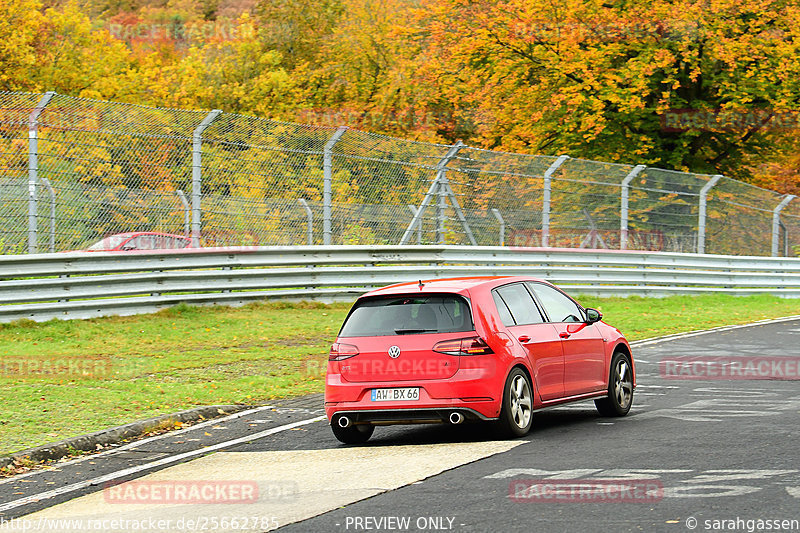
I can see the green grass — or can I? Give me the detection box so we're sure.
[577,293,800,340]
[0,294,798,456]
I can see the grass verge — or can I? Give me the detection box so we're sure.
[0,294,798,455]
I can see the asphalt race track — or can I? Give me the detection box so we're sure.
[1,317,799,533]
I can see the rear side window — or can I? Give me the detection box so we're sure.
[494,284,545,326]
[339,295,473,337]
[492,292,515,326]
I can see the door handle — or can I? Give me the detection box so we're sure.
[559,332,571,339]
[517,335,531,343]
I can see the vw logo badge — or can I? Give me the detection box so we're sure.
[388,345,401,359]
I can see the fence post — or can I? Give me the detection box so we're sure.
[697,174,722,254]
[323,126,347,245]
[437,174,448,243]
[176,190,190,237]
[27,91,55,254]
[779,220,789,256]
[191,109,222,248]
[40,177,56,253]
[491,208,505,246]
[619,165,646,250]
[400,142,464,244]
[772,195,796,257]
[408,205,422,244]
[541,155,569,248]
[298,198,313,245]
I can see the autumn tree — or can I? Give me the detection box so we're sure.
[0,0,46,91]
[255,0,343,70]
[405,0,800,180]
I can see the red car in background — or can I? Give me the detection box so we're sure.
[84,232,192,251]
[325,276,635,443]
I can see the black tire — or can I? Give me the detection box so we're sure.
[330,419,374,444]
[595,351,634,417]
[496,367,534,438]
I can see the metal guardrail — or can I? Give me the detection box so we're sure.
[1,246,799,323]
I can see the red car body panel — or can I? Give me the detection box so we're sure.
[325,276,634,424]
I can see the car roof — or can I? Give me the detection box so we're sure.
[360,276,549,298]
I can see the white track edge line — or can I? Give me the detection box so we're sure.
[630,314,800,348]
[0,415,326,513]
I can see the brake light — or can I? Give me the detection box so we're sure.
[433,336,494,356]
[329,343,359,361]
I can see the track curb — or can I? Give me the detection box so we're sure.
[0,404,253,470]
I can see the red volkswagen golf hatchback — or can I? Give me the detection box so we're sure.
[325,277,635,443]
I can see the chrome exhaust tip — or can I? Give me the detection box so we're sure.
[338,416,352,428]
[449,412,465,425]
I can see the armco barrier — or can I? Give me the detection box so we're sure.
[1,246,799,322]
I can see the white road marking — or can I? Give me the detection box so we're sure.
[661,485,761,498]
[679,470,797,484]
[690,387,792,396]
[632,390,800,422]
[485,468,799,500]
[0,416,325,513]
[630,315,800,348]
[635,409,780,422]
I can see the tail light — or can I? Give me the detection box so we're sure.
[329,343,359,361]
[433,336,494,356]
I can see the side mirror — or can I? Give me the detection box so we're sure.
[585,308,602,324]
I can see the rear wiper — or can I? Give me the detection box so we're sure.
[394,328,436,334]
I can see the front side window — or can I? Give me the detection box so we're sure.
[125,235,156,250]
[171,236,191,248]
[339,295,473,337]
[494,284,544,326]
[527,283,584,323]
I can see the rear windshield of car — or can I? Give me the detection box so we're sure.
[339,295,474,337]
[87,235,128,251]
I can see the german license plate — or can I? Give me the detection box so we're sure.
[371,388,420,402]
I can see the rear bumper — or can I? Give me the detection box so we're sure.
[328,407,495,425]
[325,382,501,423]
